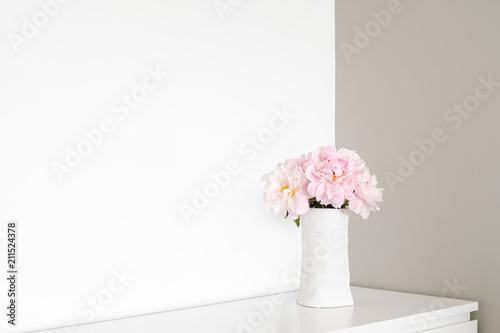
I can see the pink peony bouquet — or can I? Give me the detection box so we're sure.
[262,145,383,226]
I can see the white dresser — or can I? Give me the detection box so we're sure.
[34,287,477,333]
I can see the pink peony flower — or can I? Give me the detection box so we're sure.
[262,160,310,219]
[349,168,383,219]
[304,146,357,208]
[278,153,308,171]
[303,146,383,219]
[295,153,308,170]
[262,145,383,223]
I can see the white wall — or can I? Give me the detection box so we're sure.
[336,0,500,332]
[0,1,335,331]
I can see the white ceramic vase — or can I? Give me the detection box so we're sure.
[297,208,354,308]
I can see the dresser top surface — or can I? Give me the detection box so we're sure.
[30,287,478,333]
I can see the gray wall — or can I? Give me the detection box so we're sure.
[336,0,500,332]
